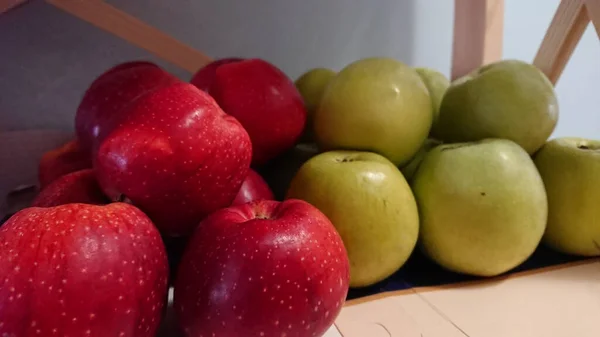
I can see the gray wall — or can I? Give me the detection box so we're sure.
[1,0,415,132]
[2,0,599,139]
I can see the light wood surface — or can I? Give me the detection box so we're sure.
[451,0,505,80]
[45,0,213,73]
[336,260,600,336]
[533,0,590,84]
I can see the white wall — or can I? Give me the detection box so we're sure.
[1,0,598,139]
[504,0,600,140]
[411,0,600,140]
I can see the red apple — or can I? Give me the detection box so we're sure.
[32,169,109,207]
[190,57,244,92]
[0,202,169,337]
[231,169,274,206]
[75,61,180,153]
[38,139,92,188]
[173,199,350,337]
[95,82,252,237]
[103,60,157,77]
[192,58,307,166]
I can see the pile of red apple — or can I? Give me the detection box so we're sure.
[0,59,350,336]
[7,53,591,336]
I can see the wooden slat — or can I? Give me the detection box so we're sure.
[533,0,590,85]
[46,0,213,73]
[451,0,505,80]
[585,0,600,37]
[0,0,28,15]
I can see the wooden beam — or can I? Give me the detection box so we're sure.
[533,0,590,85]
[585,0,600,38]
[46,0,213,73]
[0,0,28,15]
[451,0,505,80]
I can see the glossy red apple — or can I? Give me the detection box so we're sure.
[192,58,307,166]
[190,57,244,92]
[103,60,156,76]
[0,202,169,337]
[38,139,92,188]
[95,82,252,237]
[174,199,350,337]
[75,61,180,153]
[231,169,274,206]
[32,169,109,207]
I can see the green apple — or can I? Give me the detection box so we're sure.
[313,57,432,166]
[295,68,337,142]
[412,138,548,277]
[533,137,600,256]
[286,150,419,287]
[400,138,442,182]
[437,59,559,154]
[257,143,320,201]
[414,67,450,138]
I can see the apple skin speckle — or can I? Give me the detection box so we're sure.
[193,58,307,166]
[31,169,109,207]
[94,82,253,237]
[174,199,350,337]
[0,203,169,337]
[75,61,180,154]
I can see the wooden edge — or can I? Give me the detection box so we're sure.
[533,0,590,85]
[0,0,28,15]
[483,0,504,68]
[451,0,504,80]
[343,257,600,307]
[585,0,600,37]
[45,0,213,73]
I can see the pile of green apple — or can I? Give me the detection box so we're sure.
[275,56,600,287]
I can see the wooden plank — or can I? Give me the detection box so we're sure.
[451,0,505,80]
[46,0,213,73]
[585,0,600,38]
[533,0,590,85]
[0,0,28,15]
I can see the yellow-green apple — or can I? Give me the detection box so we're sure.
[192,58,307,166]
[38,139,92,188]
[190,57,244,92]
[533,137,600,256]
[295,67,337,142]
[0,203,169,337]
[75,61,180,153]
[174,199,350,337]
[32,169,108,207]
[414,67,450,139]
[437,59,559,154]
[257,142,320,200]
[400,138,442,182]
[286,150,419,287]
[231,169,274,206]
[313,57,432,166]
[412,138,548,276]
[95,82,252,237]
